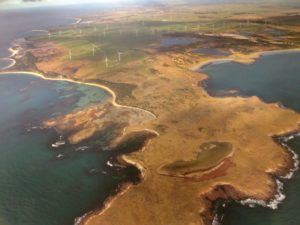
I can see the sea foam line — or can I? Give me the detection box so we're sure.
[239,132,300,210]
[279,133,300,179]
[213,179,286,225]
[74,212,89,225]
[212,132,300,225]
[0,58,16,70]
[0,40,22,70]
[240,179,285,210]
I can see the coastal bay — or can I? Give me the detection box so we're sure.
[0,73,141,225]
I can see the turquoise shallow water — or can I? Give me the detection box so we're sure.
[200,51,300,225]
[0,73,140,225]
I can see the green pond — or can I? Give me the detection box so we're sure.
[0,73,140,225]
[199,51,300,225]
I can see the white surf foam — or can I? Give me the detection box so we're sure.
[74,212,89,225]
[0,58,16,70]
[239,133,300,211]
[279,133,300,179]
[240,179,285,210]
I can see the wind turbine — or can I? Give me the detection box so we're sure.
[105,56,109,68]
[135,28,139,36]
[212,24,215,33]
[117,51,124,62]
[92,44,97,56]
[69,50,72,60]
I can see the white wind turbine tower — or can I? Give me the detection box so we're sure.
[212,24,215,33]
[105,56,109,68]
[69,50,72,60]
[92,44,97,57]
[135,28,139,36]
[117,51,124,62]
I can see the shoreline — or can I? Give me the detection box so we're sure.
[0,71,157,119]
[0,42,21,70]
[0,14,82,71]
[191,48,300,72]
